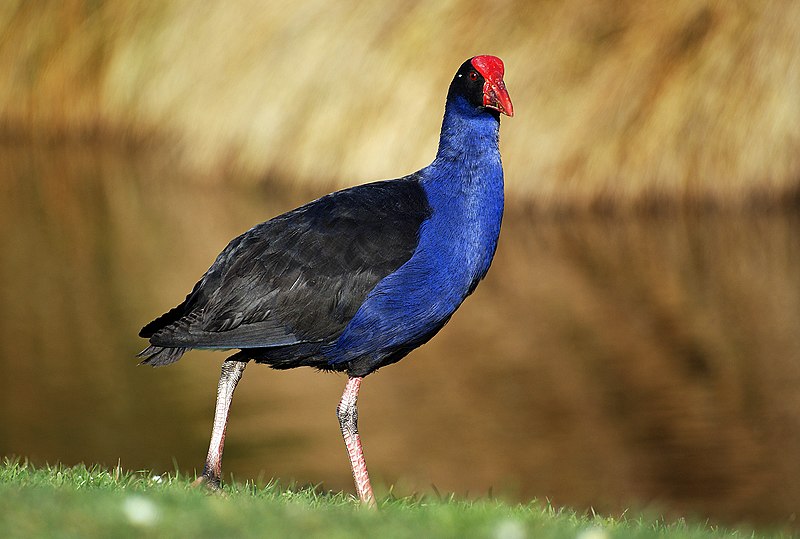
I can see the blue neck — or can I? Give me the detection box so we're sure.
[422,94,504,220]
[433,95,501,167]
[417,93,505,294]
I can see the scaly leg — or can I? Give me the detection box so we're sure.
[193,359,247,489]
[337,376,376,507]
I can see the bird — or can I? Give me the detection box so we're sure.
[138,55,513,507]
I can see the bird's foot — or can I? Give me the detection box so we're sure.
[360,493,378,509]
[192,472,222,491]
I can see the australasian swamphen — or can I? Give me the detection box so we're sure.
[138,55,513,507]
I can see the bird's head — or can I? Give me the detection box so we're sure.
[449,55,514,118]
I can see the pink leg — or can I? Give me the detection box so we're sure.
[337,376,376,507]
[193,359,247,489]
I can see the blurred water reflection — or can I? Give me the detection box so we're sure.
[2,147,800,526]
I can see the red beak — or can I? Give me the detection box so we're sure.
[471,55,514,117]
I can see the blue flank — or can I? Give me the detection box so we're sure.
[325,95,505,369]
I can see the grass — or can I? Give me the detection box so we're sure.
[0,459,791,539]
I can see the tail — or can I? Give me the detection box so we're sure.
[137,345,188,367]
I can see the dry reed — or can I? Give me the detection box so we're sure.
[2,0,799,208]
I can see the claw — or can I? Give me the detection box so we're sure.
[192,472,222,491]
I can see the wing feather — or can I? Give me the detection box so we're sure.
[140,176,431,355]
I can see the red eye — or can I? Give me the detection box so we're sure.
[468,71,479,81]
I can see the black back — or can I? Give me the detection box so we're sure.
[139,175,431,366]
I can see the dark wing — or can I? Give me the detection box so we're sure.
[139,175,431,365]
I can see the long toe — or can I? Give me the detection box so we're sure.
[192,474,222,491]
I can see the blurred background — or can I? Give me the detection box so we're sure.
[2,0,800,529]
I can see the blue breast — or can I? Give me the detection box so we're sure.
[325,96,504,370]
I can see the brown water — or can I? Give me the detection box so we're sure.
[2,146,800,527]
